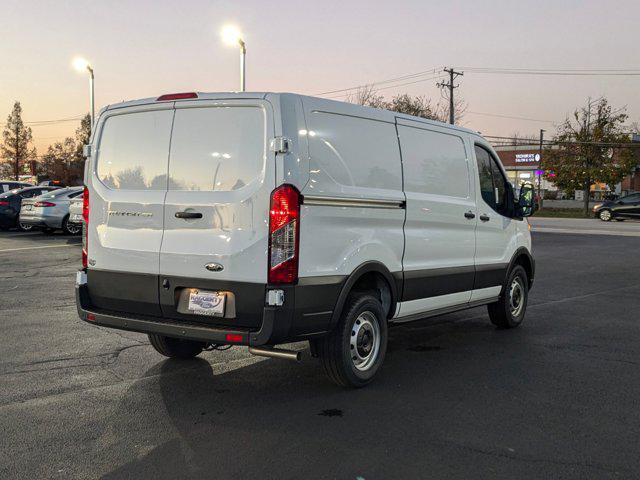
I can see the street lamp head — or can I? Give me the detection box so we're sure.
[221,25,244,48]
[72,57,92,73]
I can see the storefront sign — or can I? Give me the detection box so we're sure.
[515,153,541,163]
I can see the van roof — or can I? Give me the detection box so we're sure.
[102,92,479,137]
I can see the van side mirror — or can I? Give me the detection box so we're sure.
[516,183,535,217]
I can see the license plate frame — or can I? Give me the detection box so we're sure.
[187,290,226,317]
[70,213,82,222]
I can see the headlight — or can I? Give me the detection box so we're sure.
[592,203,602,211]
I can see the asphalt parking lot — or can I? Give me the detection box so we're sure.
[1,222,640,479]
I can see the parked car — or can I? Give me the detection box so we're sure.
[75,92,536,387]
[19,186,84,234]
[593,192,640,221]
[0,186,61,231]
[1,181,33,193]
[68,196,84,228]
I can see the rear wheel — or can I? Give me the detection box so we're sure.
[18,222,33,232]
[62,216,81,235]
[318,294,387,388]
[488,265,529,329]
[148,334,206,359]
[598,209,612,221]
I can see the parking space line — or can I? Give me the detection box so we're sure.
[0,244,81,253]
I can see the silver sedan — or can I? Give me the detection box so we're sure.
[19,187,84,235]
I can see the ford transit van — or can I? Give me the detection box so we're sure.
[75,92,535,387]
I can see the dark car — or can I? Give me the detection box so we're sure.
[593,192,640,221]
[1,181,32,193]
[0,186,61,231]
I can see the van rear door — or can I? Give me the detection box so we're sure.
[158,100,275,328]
[87,105,174,316]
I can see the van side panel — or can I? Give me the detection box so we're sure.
[297,97,405,301]
[395,119,477,317]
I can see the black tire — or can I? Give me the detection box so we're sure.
[598,209,612,222]
[148,334,206,359]
[318,294,387,388]
[488,265,529,329]
[62,216,82,235]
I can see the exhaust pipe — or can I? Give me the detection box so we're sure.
[248,346,301,362]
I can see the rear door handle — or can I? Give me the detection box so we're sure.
[480,214,490,222]
[464,211,475,219]
[175,211,203,219]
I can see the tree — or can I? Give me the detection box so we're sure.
[347,85,465,123]
[543,98,636,216]
[39,137,78,184]
[75,113,91,158]
[1,101,36,180]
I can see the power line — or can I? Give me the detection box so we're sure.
[467,111,556,123]
[324,74,446,100]
[315,67,443,96]
[460,66,640,76]
[0,115,84,127]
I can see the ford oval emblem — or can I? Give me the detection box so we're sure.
[205,263,224,272]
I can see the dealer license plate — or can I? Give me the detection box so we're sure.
[188,290,225,317]
[70,213,83,222]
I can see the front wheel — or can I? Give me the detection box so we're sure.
[598,209,612,222]
[318,294,387,388]
[148,334,206,359]
[488,265,529,329]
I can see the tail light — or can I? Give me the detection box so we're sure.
[0,201,9,206]
[34,201,56,207]
[82,186,89,268]
[268,184,300,284]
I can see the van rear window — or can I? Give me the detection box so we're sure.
[168,106,265,191]
[97,110,174,190]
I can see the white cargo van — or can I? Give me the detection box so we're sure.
[76,92,536,387]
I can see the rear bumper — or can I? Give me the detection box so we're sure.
[19,213,61,228]
[76,279,277,346]
[75,270,344,346]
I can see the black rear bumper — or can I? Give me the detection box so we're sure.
[75,271,345,346]
[76,282,277,345]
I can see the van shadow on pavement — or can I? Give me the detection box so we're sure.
[99,303,632,479]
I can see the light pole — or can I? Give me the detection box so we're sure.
[538,129,545,208]
[73,57,95,129]
[221,25,246,92]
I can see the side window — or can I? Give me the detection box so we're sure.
[97,110,174,190]
[68,191,83,198]
[398,126,469,197]
[474,146,496,209]
[20,190,36,198]
[475,145,510,216]
[489,157,508,214]
[306,112,402,191]
[621,194,640,204]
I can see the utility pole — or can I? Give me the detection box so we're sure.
[437,68,464,124]
[538,129,545,209]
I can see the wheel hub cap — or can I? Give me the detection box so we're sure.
[350,311,381,372]
[509,278,525,317]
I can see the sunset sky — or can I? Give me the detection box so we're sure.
[2,0,638,153]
